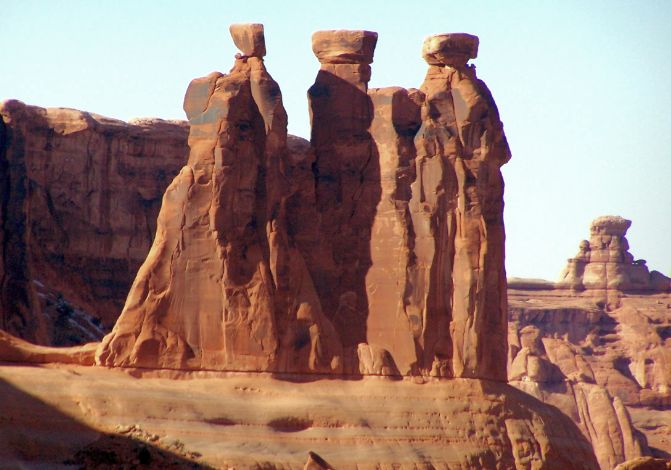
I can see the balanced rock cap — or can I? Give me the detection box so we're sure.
[229,23,266,57]
[422,33,479,67]
[312,30,378,64]
[590,215,632,236]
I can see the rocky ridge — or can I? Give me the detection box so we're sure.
[509,217,671,464]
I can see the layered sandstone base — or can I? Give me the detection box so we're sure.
[0,363,598,469]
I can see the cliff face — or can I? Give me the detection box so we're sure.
[0,101,188,345]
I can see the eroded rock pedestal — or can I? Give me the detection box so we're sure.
[364,34,511,380]
[559,216,671,292]
[509,216,671,465]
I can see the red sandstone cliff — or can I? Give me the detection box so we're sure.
[0,101,188,345]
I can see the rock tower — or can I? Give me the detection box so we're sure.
[97,26,511,381]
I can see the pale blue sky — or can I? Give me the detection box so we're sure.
[2,0,670,280]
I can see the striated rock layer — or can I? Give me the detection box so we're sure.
[0,101,188,345]
[0,364,600,469]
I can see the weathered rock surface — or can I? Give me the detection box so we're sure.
[97,24,342,373]
[0,363,600,469]
[509,324,649,469]
[559,216,671,292]
[509,287,671,462]
[614,457,671,470]
[0,100,188,345]
[94,28,512,380]
[307,29,380,359]
[0,329,97,365]
[403,33,510,380]
[509,219,671,463]
[0,24,619,469]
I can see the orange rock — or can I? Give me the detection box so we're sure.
[97,25,342,373]
[0,363,600,469]
[307,30,379,355]
[311,30,378,64]
[405,33,511,380]
[229,23,266,57]
[559,216,671,292]
[614,457,671,470]
[421,32,479,67]
[0,329,97,365]
[0,100,187,345]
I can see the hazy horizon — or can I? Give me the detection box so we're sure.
[2,0,670,281]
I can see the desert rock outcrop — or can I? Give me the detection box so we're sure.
[559,216,670,292]
[510,217,671,462]
[0,24,619,470]
[0,101,188,345]
[96,28,512,380]
[509,325,649,469]
[0,363,600,469]
[405,33,510,380]
[97,24,343,373]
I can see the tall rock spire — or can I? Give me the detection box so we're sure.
[97,24,342,373]
[307,30,380,350]
[412,33,511,380]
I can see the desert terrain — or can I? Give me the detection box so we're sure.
[1,23,670,470]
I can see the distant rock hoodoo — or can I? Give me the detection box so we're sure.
[96,25,512,379]
[559,216,670,292]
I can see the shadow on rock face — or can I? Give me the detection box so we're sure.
[479,380,600,469]
[0,374,211,468]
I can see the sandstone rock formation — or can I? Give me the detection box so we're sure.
[509,286,671,463]
[406,33,510,380]
[0,329,96,365]
[94,28,512,380]
[509,219,671,462]
[559,216,671,292]
[509,324,649,469]
[0,363,600,469]
[307,29,380,356]
[614,457,671,470]
[97,24,343,373]
[0,101,187,345]
[0,24,623,470]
